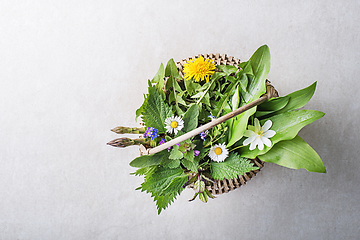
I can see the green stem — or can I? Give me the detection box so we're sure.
[229,145,245,152]
[196,79,216,105]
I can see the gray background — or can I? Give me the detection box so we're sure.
[1,1,359,239]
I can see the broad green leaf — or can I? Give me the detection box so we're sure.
[227,45,271,147]
[169,145,183,160]
[240,110,325,158]
[231,85,240,111]
[275,82,317,114]
[255,96,290,118]
[151,63,165,91]
[141,86,172,133]
[182,104,199,132]
[210,153,259,180]
[130,150,170,168]
[181,158,199,173]
[165,58,182,80]
[216,65,238,75]
[161,175,188,196]
[184,78,199,95]
[258,135,326,173]
[257,96,290,112]
[140,166,185,196]
[139,166,185,214]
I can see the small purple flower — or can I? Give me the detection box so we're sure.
[194,150,200,157]
[175,143,181,147]
[199,130,209,141]
[143,127,159,140]
[159,138,166,145]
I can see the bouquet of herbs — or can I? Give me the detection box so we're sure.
[108,45,326,214]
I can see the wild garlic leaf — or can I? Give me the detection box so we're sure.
[227,45,271,147]
[259,135,326,173]
[210,153,259,180]
[240,110,325,159]
[274,81,317,114]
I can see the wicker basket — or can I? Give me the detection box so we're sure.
[139,53,279,195]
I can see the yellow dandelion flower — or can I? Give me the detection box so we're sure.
[183,56,216,83]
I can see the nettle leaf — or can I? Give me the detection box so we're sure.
[210,153,259,180]
[141,86,172,133]
[181,158,199,173]
[130,150,170,168]
[227,45,271,147]
[161,158,180,169]
[240,110,325,159]
[259,135,326,173]
[154,192,178,215]
[130,165,157,177]
[183,104,199,132]
[140,166,185,214]
[161,175,188,196]
[169,145,183,160]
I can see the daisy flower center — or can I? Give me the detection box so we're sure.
[214,147,222,155]
[170,121,178,128]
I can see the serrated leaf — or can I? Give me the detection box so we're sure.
[161,158,180,169]
[210,153,259,180]
[161,175,188,196]
[141,86,172,133]
[154,192,178,214]
[169,145,183,160]
[181,158,199,173]
[258,135,326,173]
[183,150,195,162]
[139,166,185,214]
[130,165,157,176]
[140,166,185,195]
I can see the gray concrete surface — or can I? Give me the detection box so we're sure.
[0,1,359,239]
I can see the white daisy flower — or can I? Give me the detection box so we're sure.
[165,116,184,134]
[208,143,229,162]
[243,118,276,151]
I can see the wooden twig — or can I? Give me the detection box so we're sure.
[142,84,277,155]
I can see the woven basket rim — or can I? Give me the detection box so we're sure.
[140,53,278,195]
